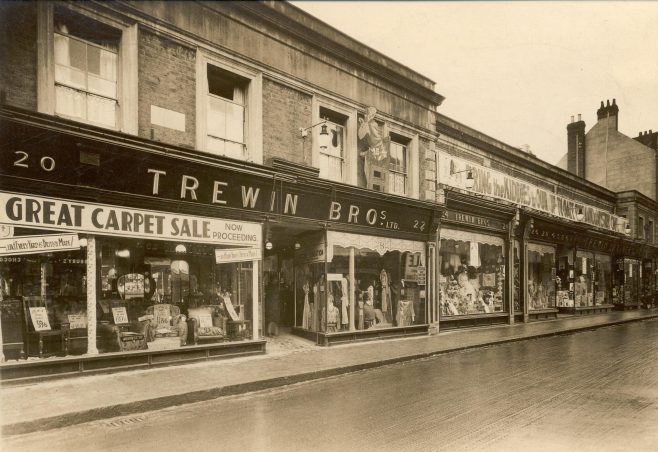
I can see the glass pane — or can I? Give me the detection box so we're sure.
[99,49,117,81]
[87,44,101,75]
[55,64,86,90]
[87,94,116,127]
[207,96,227,137]
[328,156,343,182]
[224,141,244,160]
[68,37,87,72]
[207,135,225,155]
[528,248,556,310]
[88,75,116,98]
[225,102,244,143]
[55,85,86,119]
[54,34,70,66]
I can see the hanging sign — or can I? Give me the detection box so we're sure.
[0,233,80,256]
[215,247,261,264]
[0,192,261,247]
[29,307,52,331]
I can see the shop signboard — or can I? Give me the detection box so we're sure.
[441,210,507,231]
[438,152,625,233]
[1,121,434,236]
[0,233,80,256]
[0,192,262,247]
[215,247,261,264]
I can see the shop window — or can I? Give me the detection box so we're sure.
[206,64,247,159]
[622,259,641,306]
[575,251,594,307]
[649,220,654,244]
[595,254,612,305]
[527,244,556,310]
[638,216,645,239]
[556,246,574,308]
[294,232,426,332]
[318,108,347,182]
[439,230,506,317]
[38,5,138,134]
[388,134,408,196]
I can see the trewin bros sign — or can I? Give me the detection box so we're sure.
[438,152,626,233]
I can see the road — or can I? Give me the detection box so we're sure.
[3,319,658,452]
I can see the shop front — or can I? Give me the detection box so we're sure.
[613,241,648,310]
[437,194,515,329]
[525,219,617,317]
[0,192,264,380]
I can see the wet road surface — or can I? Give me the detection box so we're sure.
[3,319,658,452]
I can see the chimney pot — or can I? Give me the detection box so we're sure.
[578,114,581,121]
[606,99,611,107]
[600,101,605,108]
[612,98,616,105]
[571,115,575,123]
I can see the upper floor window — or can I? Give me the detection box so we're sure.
[54,11,120,128]
[639,216,645,239]
[649,220,654,244]
[319,108,346,182]
[389,134,408,196]
[206,65,247,160]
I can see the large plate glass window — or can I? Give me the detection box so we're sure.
[439,229,506,317]
[528,244,556,310]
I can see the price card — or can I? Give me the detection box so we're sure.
[29,307,52,331]
[112,307,129,325]
[198,313,213,328]
[67,314,87,329]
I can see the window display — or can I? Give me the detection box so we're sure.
[1,228,259,361]
[622,258,641,306]
[527,243,556,310]
[295,232,426,332]
[575,251,594,307]
[439,229,506,317]
[594,254,612,305]
[556,246,574,308]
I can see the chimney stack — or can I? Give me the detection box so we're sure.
[596,98,619,130]
[567,113,586,177]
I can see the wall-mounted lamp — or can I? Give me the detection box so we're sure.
[265,240,273,251]
[294,242,301,250]
[300,120,330,151]
[450,167,474,190]
[175,244,187,254]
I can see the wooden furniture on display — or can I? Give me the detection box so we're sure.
[21,296,68,358]
[144,304,187,348]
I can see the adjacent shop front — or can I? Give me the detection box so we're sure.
[437,192,516,329]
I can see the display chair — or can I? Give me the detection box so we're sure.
[21,296,68,358]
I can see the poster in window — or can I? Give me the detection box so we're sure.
[29,307,52,331]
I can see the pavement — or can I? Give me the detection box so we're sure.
[2,308,658,437]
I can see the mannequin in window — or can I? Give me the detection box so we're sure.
[396,298,415,326]
[302,281,311,330]
[380,269,392,322]
[457,271,477,313]
[363,285,386,328]
[325,294,339,332]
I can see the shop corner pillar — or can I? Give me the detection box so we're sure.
[86,235,99,355]
[252,259,259,340]
[349,247,355,331]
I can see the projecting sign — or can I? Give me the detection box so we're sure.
[215,247,262,264]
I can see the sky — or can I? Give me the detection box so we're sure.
[291,1,658,165]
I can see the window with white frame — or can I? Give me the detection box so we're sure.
[53,9,120,128]
[389,134,408,195]
[319,108,346,182]
[206,64,247,160]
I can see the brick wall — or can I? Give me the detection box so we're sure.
[0,3,37,111]
[262,78,312,166]
[138,29,196,148]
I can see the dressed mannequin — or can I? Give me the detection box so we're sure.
[340,278,349,329]
[380,269,391,322]
[396,299,415,326]
[325,295,339,332]
[363,285,386,328]
[302,282,311,329]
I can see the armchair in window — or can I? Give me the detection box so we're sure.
[187,305,227,345]
[144,304,188,346]
[21,296,69,358]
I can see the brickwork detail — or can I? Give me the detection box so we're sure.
[0,3,37,111]
[262,79,312,165]
[138,30,196,148]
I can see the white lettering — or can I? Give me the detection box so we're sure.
[241,186,260,208]
[329,201,341,220]
[284,194,298,215]
[180,175,199,200]
[212,181,228,205]
[148,169,166,195]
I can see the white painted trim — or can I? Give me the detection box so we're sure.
[36,2,54,115]
[120,24,138,135]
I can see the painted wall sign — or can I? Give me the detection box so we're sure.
[0,192,262,247]
[215,247,261,264]
[0,120,433,236]
[0,233,80,256]
[438,152,626,233]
